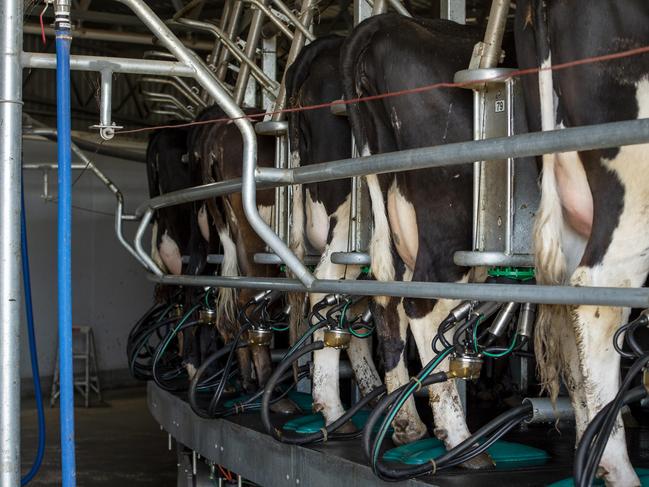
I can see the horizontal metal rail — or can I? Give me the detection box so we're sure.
[22,52,197,77]
[135,117,649,216]
[130,116,649,304]
[148,274,649,308]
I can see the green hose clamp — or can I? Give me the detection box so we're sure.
[487,266,535,281]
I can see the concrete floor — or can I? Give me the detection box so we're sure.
[21,386,177,486]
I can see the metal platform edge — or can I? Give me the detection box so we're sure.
[147,382,436,487]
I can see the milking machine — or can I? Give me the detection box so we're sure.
[259,293,384,443]
[187,289,311,418]
[362,295,549,481]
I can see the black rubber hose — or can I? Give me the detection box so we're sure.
[151,320,201,392]
[574,386,646,487]
[372,404,532,481]
[207,323,253,416]
[574,353,649,487]
[188,340,249,418]
[128,317,180,379]
[260,341,387,444]
[362,372,449,459]
[218,367,310,418]
[127,302,164,345]
[579,356,649,484]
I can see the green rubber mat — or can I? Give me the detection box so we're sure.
[384,438,549,468]
[282,410,393,434]
[548,468,649,487]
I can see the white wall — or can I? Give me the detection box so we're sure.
[21,139,154,388]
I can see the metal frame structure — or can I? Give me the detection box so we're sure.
[4,0,649,483]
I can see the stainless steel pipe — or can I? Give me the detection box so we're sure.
[147,274,649,308]
[0,0,23,482]
[134,118,649,215]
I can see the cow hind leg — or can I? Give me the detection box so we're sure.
[374,297,427,445]
[406,292,493,469]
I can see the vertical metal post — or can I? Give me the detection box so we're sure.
[216,0,243,80]
[55,1,77,486]
[262,36,277,111]
[233,3,267,105]
[270,0,316,121]
[479,0,510,69]
[0,0,23,484]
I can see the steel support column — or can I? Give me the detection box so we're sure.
[0,0,23,483]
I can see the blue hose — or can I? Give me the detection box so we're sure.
[56,26,77,487]
[20,179,46,486]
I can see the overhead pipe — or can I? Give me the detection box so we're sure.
[140,76,207,108]
[175,18,279,93]
[0,0,23,484]
[140,90,197,118]
[23,23,215,51]
[22,52,197,77]
[54,1,77,485]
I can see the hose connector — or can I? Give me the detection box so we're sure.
[323,328,351,349]
[488,302,519,339]
[172,304,184,319]
[448,354,483,380]
[449,300,475,322]
[471,301,501,321]
[516,303,536,339]
[54,0,72,31]
[198,307,217,326]
[247,328,273,348]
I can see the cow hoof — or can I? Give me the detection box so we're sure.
[335,420,358,435]
[270,398,299,415]
[391,419,428,446]
[461,452,494,470]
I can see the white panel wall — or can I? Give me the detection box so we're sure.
[21,138,154,388]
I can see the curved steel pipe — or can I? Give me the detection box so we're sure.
[115,0,314,288]
[141,76,207,108]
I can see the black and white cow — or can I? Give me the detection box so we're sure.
[286,36,383,430]
[146,126,193,276]
[515,2,649,484]
[341,13,497,464]
[146,125,217,377]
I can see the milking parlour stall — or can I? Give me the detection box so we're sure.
[4,0,649,486]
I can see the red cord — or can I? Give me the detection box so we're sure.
[39,1,49,45]
[114,43,649,137]
[218,465,233,481]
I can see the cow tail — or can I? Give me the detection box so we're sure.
[531,0,564,402]
[340,17,382,154]
[287,150,307,346]
[340,18,395,306]
[204,197,239,340]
